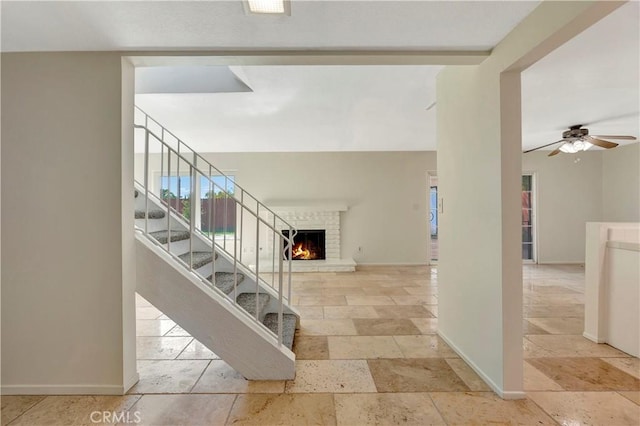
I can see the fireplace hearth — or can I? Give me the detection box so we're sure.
[283,229,326,260]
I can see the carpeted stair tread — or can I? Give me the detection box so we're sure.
[236,293,270,318]
[178,251,216,269]
[263,313,297,350]
[208,272,246,294]
[150,230,190,244]
[135,209,166,219]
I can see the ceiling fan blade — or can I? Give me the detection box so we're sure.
[586,136,618,149]
[548,148,562,157]
[590,135,637,140]
[523,139,565,154]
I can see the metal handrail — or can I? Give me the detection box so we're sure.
[134,107,297,347]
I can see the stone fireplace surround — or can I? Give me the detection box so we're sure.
[268,204,356,272]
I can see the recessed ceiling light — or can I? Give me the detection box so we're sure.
[246,0,290,15]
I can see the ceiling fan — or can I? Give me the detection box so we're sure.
[524,125,637,157]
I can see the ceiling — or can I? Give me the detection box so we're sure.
[521,0,639,152]
[2,1,638,153]
[1,1,540,52]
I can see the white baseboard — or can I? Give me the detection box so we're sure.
[1,384,126,395]
[437,331,526,400]
[583,331,606,343]
[356,262,429,266]
[536,261,584,265]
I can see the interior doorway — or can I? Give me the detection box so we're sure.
[429,174,438,264]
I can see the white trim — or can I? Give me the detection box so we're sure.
[356,262,429,266]
[1,384,127,395]
[583,331,606,344]
[437,330,526,400]
[537,261,585,265]
[123,372,140,394]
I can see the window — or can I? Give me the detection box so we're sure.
[522,174,535,261]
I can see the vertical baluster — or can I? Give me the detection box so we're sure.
[143,130,150,234]
[278,234,284,346]
[288,225,293,302]
[223,176,229,252]
[271,215,276,290]
[255,205,260,322]
[166,150,172,254]
[239,191,244,265]
[189,165,195,271]
[210,167,217,293]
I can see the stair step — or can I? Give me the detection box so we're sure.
[135,209,166,219]
[150,230,190,244]
[236,293,270,318]
[178,251,216,269]
[208,272,245,295]
[263,313,297,350]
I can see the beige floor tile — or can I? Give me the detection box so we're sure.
[227,394,336,425]
[619,391,640,405]
[426,305,438,317]
[445,359,491,391]
[403,287,438,296]
[285,360,377,393]
[295,306,325,319]
[527,357,640,391]
[321,287,366,296]
[335,393,446,426]
[8,395,140,426]
[128,360,210,394]
[1,396,45,426]
[393,335,458,358]
[163,324,191,337]
[298,319,357,336]
[602,357,640,379]
[136,319,177,337]
[136,336,193,359]
[523,337,555,358]
[526,335,630,357]
[176,340,219,360]
[191,360,284,393]
[323,306,379,319]
[292,335,330,360]
[369,358,469,392]
[392,295,438,305]
[524,303,584,318]
[353,318,422,336]
[410,318,439,334]
[522,319,550,335]
[328,336,404,359]
[298,295,347,306]
[524,361,563,391]
[136,306,165,319]
[529,391,640,425]
[374,305,434,319]
[526,317,584,335]
[430,392,556,425]
[128,394,235,426]
[361,287,410,296]
[345,295,395,305]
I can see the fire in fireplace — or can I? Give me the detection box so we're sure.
[282,229,326,260]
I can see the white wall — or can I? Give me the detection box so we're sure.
[523,151,603,263]
[602,143,640,222]
[1,53,136,394]
[436,0,622,398]
[137,151,436,264]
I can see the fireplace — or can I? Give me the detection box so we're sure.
[282,229,326,260]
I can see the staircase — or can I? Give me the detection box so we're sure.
[133,108,299,380]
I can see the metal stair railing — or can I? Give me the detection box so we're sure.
[133,106,297,348]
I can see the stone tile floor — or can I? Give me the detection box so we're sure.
[2,264,639,425]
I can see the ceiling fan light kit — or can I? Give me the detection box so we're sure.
[524,124,636,157]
